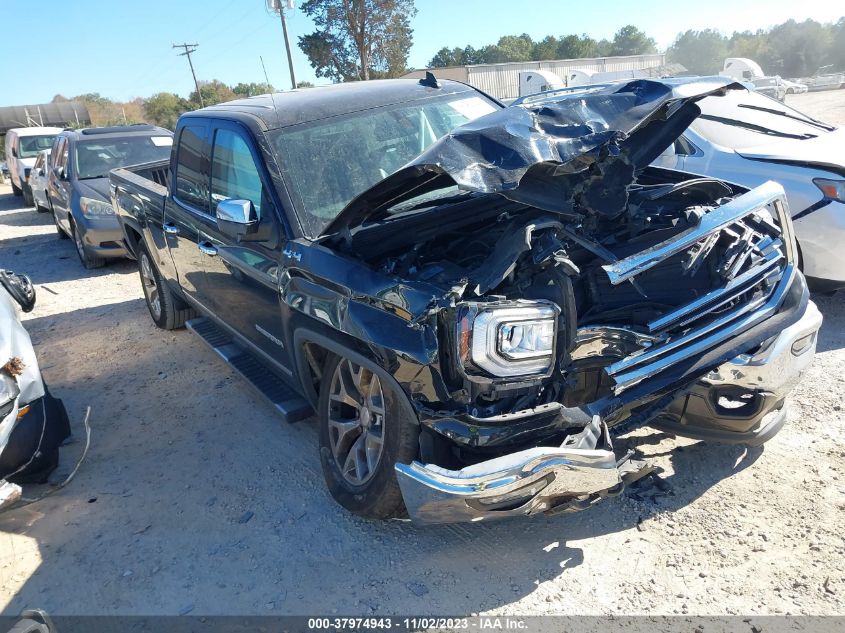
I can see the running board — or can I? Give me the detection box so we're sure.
[186,317,313,424]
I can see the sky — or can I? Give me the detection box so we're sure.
[0,0,842,106]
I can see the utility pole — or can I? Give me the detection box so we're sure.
[173,43,204,107]
[268,0,297,89]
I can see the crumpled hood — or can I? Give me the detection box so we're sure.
[324,76,744,236]
[736,126,845,174]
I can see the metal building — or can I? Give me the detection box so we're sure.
[403,54,666,100]
[0,102,91,135]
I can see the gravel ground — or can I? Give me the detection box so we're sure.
[0,90,844,617]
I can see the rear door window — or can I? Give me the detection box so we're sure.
[174,125,211,213]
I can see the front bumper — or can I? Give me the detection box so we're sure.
[76,214,128,259]
[396,416,622,524]
[653,299,822,445]
[396,301,822,525]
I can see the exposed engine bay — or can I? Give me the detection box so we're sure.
[316,77,804,503]
[338,164,792,449]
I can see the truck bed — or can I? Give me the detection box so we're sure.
[109,159,170,259]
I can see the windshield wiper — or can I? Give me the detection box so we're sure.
[77,175,108,180]
[698,114,817,140]
[737,104,835,132]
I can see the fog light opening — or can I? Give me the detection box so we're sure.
[791,331,816,356]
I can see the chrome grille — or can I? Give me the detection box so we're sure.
[601,181,796,393]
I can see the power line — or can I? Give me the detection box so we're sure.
[173,43,204,107]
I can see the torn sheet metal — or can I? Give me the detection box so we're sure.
[324,77,745,235]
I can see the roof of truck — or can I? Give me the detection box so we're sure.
[8,126,63,137]
[190,78,486,129]
[60,123,172,140]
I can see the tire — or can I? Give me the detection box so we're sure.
[51,200,69,239]
[35,192,49,213]
[318,353,419,520]
[22,184,34,207]
[137,242,195,330]
[11,180,22,196]
[71,219,106,269]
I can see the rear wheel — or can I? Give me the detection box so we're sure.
[137,242,195,330]
[318,354,419,519]
[71,220,105,269]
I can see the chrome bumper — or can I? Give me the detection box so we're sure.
[397,302,821,525]
[654,300,821,445]
[395,417,622,525]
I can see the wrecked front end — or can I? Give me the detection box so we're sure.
[324,78,821,524]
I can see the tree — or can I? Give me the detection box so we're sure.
[296,80,315,88]
[765,19,831,77]
[430,46,463,67]
[298,0,417,82]
[728,30,773,71]
[532,36,559,61]
[494,34,535,62]
[190,80,237,107]
[143,92,189,130]
[610,25,657,56]
[232,82,274,97]
[830,18,845,70]
[667,29,729,75]
[557,34,600,59]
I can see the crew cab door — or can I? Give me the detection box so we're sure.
[163,122,212,307]
[197,122,292,371]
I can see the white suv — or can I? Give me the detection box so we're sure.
[4,127,62,206]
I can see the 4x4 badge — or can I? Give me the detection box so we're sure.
[283,248,301,262]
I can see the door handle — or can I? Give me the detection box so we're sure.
[198,241,218,256]
[163,222,179,235]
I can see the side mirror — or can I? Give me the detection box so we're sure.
[52,166,65,180]
[37,168,45,177]
[216,199,258,240]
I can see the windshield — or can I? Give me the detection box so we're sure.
[690,90,835,149]
[270,94,499,237]
[18,135,57,159]
[74,135,173,179]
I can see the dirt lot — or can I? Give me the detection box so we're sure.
[1,89,844,618]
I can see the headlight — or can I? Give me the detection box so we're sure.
[458,302,558,377]
[813,178,845,203]
[79,196,115,217]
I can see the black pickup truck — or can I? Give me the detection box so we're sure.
[109,76,821,524]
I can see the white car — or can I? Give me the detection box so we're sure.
[0,272,70,482]
[29,149,52,213]
[654,88,845,291]
[782,79,808,94]
[3,127,62,206]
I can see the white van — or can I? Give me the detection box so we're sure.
[4,126,62,205]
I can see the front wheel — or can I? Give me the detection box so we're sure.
[22,184,34,207]
[35,192,49,213]
[72,220,105,269]
[318,354,419,520]
[137,242,195,330]
[11,181,22,197]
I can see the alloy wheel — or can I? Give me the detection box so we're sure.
[327,359,386,486]
[139,253,162,320]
